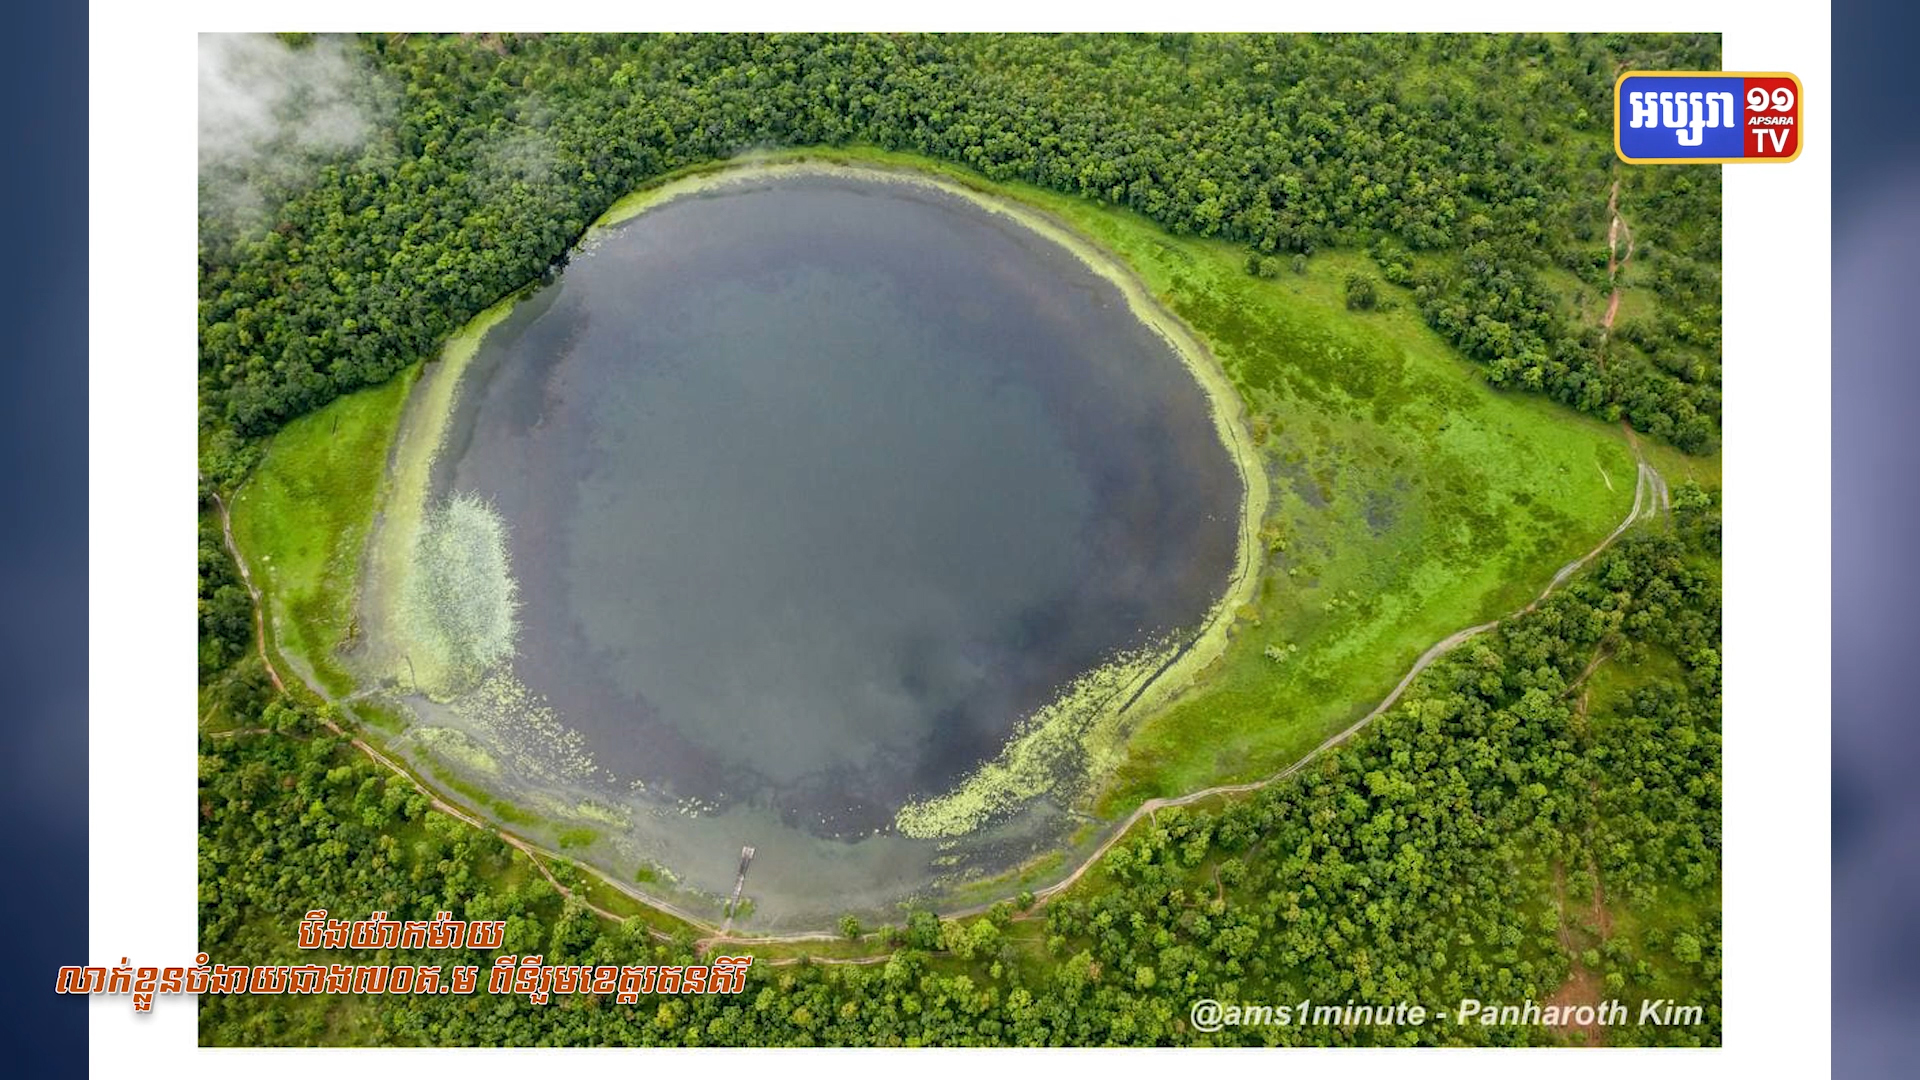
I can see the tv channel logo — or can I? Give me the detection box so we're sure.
[1615,71,1802,163]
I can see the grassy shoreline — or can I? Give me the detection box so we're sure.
[222,147,1704,930]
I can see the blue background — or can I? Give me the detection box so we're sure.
[0,12,1895,1073]
[1834,1,1920,1074]
[0,2,88,1074]
[1618,75,1749,160]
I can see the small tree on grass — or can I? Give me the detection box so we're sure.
[1245,252,1283,278]
[1344,272,1379,311]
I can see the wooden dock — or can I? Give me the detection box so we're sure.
[722,845,755,931]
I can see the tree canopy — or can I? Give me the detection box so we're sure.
[199,32,1723,481]
[195,34,1724,1046]
[198,487,1721,1046]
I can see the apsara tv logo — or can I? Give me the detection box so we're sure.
[1615,71,1802,163]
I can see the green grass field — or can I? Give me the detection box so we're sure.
[228,370,417,698]
[938,158,1644,811]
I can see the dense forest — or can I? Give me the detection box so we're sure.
[196,32,1724,1046]
[199,31,1723,494]
[198,486,1720,1046]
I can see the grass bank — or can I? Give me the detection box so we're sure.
[227,372,416,697]
[228,146,1682,921]
[596,147,1651,815]
[782,150,1645,811]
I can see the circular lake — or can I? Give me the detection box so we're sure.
[387,166,1246,925]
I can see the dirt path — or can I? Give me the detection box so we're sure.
[215,493,909,970]
[1543,838,1619,1045]
[1542,636,1623,1046]
[1561,646,1613,700]
[923,455,1660,930]
[214,436,1664,958]
[1602,177,1636,338]
[209,492,690,940]
[210,492,286,696]
[1536,461,1655,601]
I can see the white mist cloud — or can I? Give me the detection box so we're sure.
[467,125,557,199]
[197,33,379,236]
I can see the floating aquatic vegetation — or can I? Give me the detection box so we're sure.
[398,490,519,692]
[894,637,1176,839]
[453,671,597,785]
[354,160,1271,919]
[573,799,632,828]
[408,726,501,776]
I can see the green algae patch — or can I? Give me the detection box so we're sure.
[406,725,501,777]
[895,640,1175,839]
[452,672,598,785]
[356,294,519,696]
[573,799,633,829]
[396,490,520,693]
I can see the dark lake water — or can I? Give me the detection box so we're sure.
[431,172,1239,844]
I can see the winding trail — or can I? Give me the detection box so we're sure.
[214,437,1663,958]
[1602,176,1636,341]
[926,457,1658,924]
[212,492,286,697]
[209,491,682,940]
[211,383,1666,965]
[214,490,943,966]
[697,450,1664,951]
